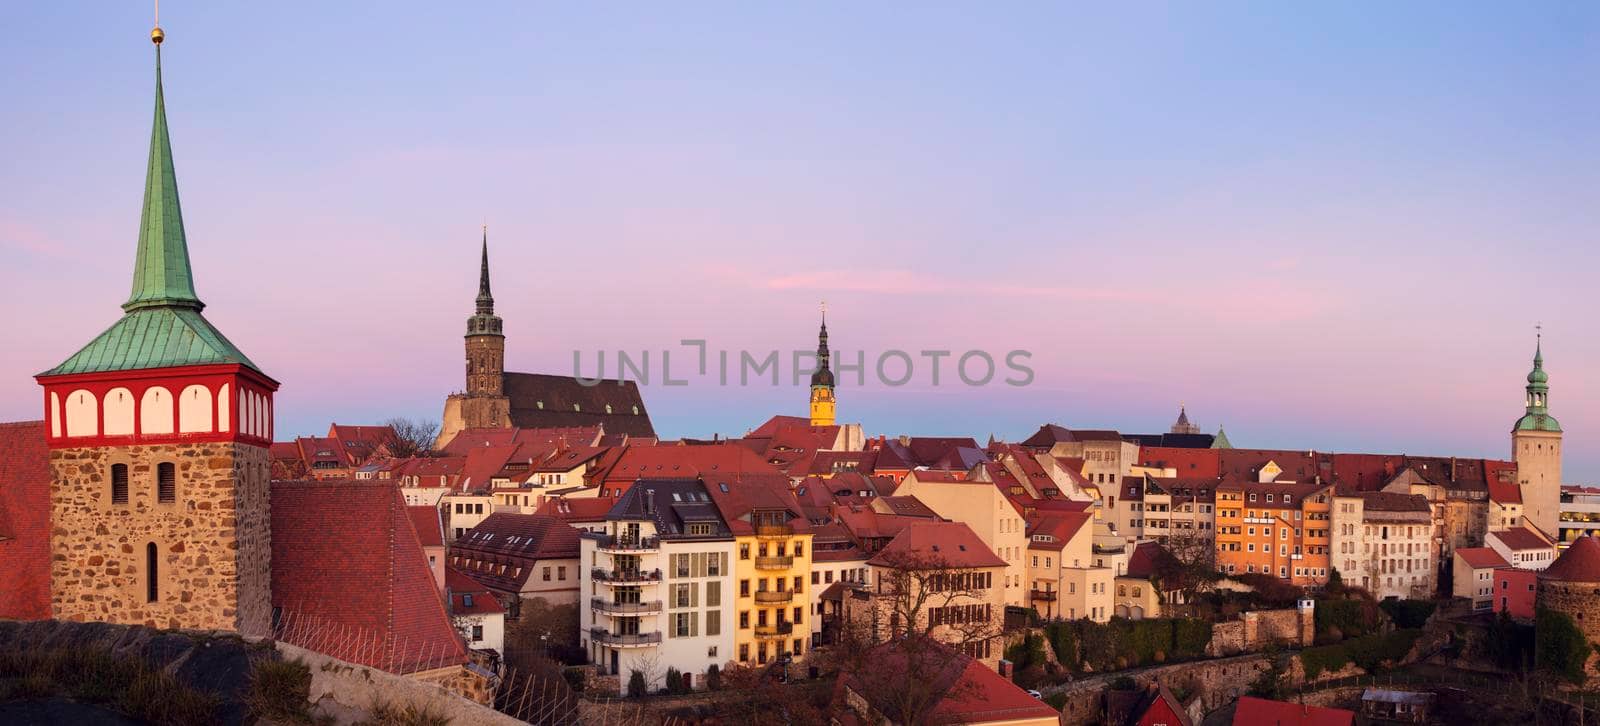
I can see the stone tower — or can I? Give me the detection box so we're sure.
[809,306,836,427]
[437,230,511,446]
[1170,404,1200,435]
[34,26,275,634]
[1512,334,1562,537]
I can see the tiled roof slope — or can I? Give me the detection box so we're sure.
[0,421,51,619]
[271,479,466,673]
[1455,547,1509,569]
[407,505,444,548]
[1541,535,1600,583]
[503,373,655,438]
[868,522,1006,569]
[452,513,582,591]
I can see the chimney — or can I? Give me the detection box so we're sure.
[645,489,655,513]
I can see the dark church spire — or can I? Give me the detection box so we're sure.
[811,302,833,388]
[466,225,503,337]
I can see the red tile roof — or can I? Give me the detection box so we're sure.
[1488,476,1522,504]
[0,421,51,620]
[271,479,467,673]
[1490,526,1552,551]
[407,505,444,548]
[451,512,582,591]
[534,497,615,522]
[841,642,1057,725]
[1454,547,1509,569]
[1541,535,1600,583]
[445,568,504,616]
[868,522,1006,569]
[1232,696,1354,726]
[1026,511,1092,552]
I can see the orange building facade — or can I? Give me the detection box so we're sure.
[1214,481,1333,586]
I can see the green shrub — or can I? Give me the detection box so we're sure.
[1487,611,1535,671]
[1005,634,1046,673]
[1301,629,1422,679]
[1536,607,1594,684]
[705,664,722,691]
[562,666,586,693]
[1315,598,1376,642]
[627,669,647,698]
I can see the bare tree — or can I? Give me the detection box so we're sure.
[818,550,1001,725]
[1151,529,1218,607]
[383,417,441,458]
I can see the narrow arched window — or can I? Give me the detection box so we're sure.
[111,464,129,505]
[146,543,159,602]
[157,463,176,503]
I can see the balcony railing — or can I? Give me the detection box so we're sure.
[594,535,659,552]
[589,628,662,647]
[1029,589,1058,601]
[754,622,795,639]
[754,555,794,570]
[591,568,662,584]
[754,590,795,605]
[590,598,664,615]
[755,523,794,539]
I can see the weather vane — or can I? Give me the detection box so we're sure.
[151,0,164,44]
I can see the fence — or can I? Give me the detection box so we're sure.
[270,607,467,675]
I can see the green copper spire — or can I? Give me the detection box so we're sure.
[40,26,261,378]
[123,44,202,313]
[1514,330,1560,433]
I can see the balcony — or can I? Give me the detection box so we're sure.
[754,622,795,640]
[755,523,794,539]
[590,598,664,615]
[589,628,662,648]
[1029,589,1058,602]
[754,555,794,570]
[595,535,659,553]
[754,590,795,605]
[591,568,662,585]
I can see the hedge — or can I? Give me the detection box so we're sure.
[1314,598,1378,642]
[1379,599,1436,630]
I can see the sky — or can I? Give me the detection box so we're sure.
[1,3,1596,479]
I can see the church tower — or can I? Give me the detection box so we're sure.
[34,24,275,634]
[437,230,511,446]
[809,305,836,426]
[1512,332,1562,537]
[1170,403,1200,435]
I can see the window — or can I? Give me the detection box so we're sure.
[542,567,551,581]
[111,463,129,504]
[740,544,750,560]
[740,579,750,597]
[687,522,712,536]
[739,644,749,662]
[706,610,721,636]
[706,581,721,607]
[471,625,483,641]
[558,566,567,580]
[157,462,176,503]
[463,594,474,608]
[145,542,158,602]
[739,611,750,629]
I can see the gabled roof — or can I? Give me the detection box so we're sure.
[1454,547,1509,569]
[407,505,444,548]
[1541,535,1600,583]
[1489,527,1552,551]
[605,479,733,539]
[270,479,467,673]
[1488,476,1522,504]
[1232,696,1354,726]
[1355,491,1431,513]
[1026,511,1092,552]
[875,495,939,519]
[452,513,583,591]
[534,497,615,523]
[868,522,1006,569]
[503,373,655,438]
[0,421,51,620]
[840,642,1057,725]
[445,568,503,617]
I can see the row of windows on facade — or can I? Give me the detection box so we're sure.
[53,384,270,439]
[109,463,177,504]
[737,541,804,559]
[1222,563,1330,579]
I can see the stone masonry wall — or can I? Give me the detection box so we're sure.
[49,442,272,634]
[1538,579,1600,677]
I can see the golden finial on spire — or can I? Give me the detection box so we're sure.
[151,0,164,44]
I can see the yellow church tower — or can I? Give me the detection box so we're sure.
[809,304,836,426]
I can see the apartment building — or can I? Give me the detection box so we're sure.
[895,468,1029,607]
[1025,511,1113,621]
[1214,480,1333,585]
[579,479,736,694]
[1331,491,1435,599]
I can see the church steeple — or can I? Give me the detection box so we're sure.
[1515,330,1559,431]
[466,225,503,337]
[809,302,836,426]
[123,35,202,313]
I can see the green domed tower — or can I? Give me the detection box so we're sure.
[1512,332,1562,536]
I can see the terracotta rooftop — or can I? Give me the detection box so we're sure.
[1489,526,1552,551]
[1541,535,1600,583]
[1454,547,1509,569]
[406,505,444,548]
[1232,696,1354,726]
[868,522,1006,569]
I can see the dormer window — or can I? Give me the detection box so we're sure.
[463,594,474,608]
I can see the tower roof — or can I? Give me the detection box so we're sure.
[41,29,261,378]
[465,226,503,337]
[1540,535,1600,583]
[1514,332,1559,433]
[810,303,834,388]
